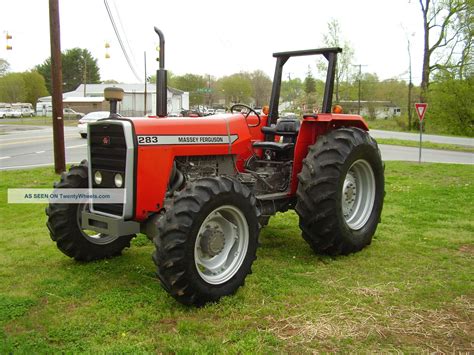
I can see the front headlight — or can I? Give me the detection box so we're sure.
[114,173,123,188]
[94,171,102,185]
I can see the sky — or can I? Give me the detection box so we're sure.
[1,0,425,85]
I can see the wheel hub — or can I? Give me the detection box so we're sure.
[341,159,376,230]
[342,173,357,218]
[200,225,225,257]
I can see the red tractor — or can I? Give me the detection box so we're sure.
[46,28,384,306]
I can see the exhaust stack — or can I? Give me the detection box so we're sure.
[154,27,167,117]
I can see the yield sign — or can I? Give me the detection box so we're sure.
[415,103,428,121]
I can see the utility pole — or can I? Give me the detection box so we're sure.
[144,51,147,115]
[83,55,87,97]
[407,37,413,131]
[351,64,367,115]
[49,0,65,174]
[208,74,211,107]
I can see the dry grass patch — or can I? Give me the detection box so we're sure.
[261,296,473,352]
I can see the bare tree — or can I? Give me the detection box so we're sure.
[249,70,272,107]
[318,19,354,102]
[419,0,471,99]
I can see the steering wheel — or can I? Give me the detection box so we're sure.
[230,104,261,127]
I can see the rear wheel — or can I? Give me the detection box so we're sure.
[80,133,87,138]
[295,127,384,255]
[45,161,134,261]
[151,177,259,306]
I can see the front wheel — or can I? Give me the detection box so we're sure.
[151,177,259,306]
[45,161,134,261]
[295,127,384,255]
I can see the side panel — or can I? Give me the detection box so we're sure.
[132,115,255,221]
[289,114,368,195]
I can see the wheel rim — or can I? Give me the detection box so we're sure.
[76,204,120,245]
[194,205,249,285]
[342,159,376,230]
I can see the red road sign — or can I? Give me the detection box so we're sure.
[415,103,428,121]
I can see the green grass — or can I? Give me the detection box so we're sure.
[376,138,474,153]
[367,118,405,131]
[0,117,78,126]
[1,163,473,352]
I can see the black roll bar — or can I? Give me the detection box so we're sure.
[267,47,342,126]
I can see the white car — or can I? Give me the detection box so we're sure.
[78,111,110,138]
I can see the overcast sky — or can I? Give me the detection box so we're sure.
[1,0,424,84]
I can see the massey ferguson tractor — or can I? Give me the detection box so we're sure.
[46,27,384,306]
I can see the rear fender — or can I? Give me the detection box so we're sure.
[289,114,368,195]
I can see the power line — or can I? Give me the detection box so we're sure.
[104,0,141,82]
[111,0,137,68]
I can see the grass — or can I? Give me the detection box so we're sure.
[376,138,474,153]
[1,162,473,352]
[0,117,78,126]
[367,118,405,132]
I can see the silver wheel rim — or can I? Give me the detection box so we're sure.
[194,205,249,285]
[342,159,376,230]
[76,204,120,245]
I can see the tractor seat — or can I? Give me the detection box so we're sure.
[252,141,294,152]
[252,117,300,152]
[261,117,301,137]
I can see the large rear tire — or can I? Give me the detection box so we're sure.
[295,127,384,255]
[45,161,134,261]
[151,176,259,306]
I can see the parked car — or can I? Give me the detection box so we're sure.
[77,111,110,138]
[8,108,23,118]
[0,108,9,119]
[64,108,85,120]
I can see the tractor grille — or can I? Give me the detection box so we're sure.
[89,123,126,216]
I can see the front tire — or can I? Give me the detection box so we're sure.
[151,177,259,306]
[295,127,384,255]
[45,161,134,261]
[80,133,87,138]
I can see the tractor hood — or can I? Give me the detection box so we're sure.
[129,114,249,139]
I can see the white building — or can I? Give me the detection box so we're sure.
[37,83,189,117]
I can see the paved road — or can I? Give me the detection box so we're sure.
[379,144,473,164]
[0,125,87,170]
[0,125,473,170]
[370,129,474,147]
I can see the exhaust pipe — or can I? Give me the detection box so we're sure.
[154,27,167,117]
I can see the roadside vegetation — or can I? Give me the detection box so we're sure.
[375,138,474,153]
[0,117,78,127]
[1,162,472,352]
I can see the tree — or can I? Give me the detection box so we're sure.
[427,74,473,136]
[317,19,354,102]
[0,58,9,76]
[304,68,317,108]
[22,71,49,106]
[249,70,272,107]
[281,78,304,105]
[170,73,207,106]
[0,73,26,102]
[0,71,49,105]
[218,74,252,105]
[36,48,101,93]
[418,0,471,99]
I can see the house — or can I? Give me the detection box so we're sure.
[36,83,189,117]
[338,100,401,119]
